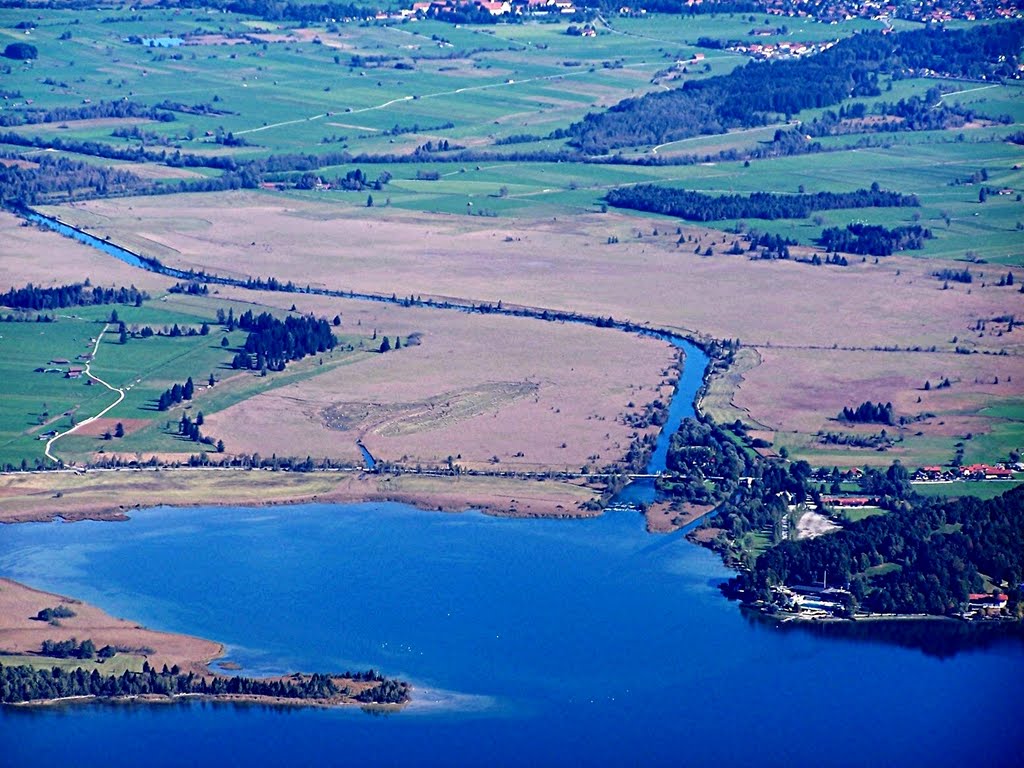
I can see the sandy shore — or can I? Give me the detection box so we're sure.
[0,469,600,525]
[0,577,222,676]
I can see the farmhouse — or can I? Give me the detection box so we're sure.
[65,367,84,379]
[961,464,1014,480]
[968,593,1009,616]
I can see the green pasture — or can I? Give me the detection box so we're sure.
[913,480,1023,500]
[0,653,147,676]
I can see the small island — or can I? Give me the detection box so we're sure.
[0,578,410,708]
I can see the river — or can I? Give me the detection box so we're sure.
[3,212,1022,766]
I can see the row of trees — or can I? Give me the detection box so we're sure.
[818,223,932,256]
[605,185,917,222]
[0,663,410,705]
[1,282,147,311]
[38,638,115,660]
[0,98,176,128]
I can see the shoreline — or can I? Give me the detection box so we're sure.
[8,690,408,712]
[0,469,603,526]
[0,578,411,709]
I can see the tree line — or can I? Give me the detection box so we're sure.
[567,22,1024,153]
[605,185,917,222]
[0,99,177,128]
[1,282,147,311]
[0,662,410,705]
[38,638,116,660]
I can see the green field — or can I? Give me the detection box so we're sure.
[912,480,1023,500]
[0,291,375,467]
[0,652,147,676]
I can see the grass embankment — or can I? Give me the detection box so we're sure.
[0,468,599,524]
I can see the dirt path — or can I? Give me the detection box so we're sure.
[45,324,126,464]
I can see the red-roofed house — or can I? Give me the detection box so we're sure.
[968,593,1008,615]
[821,496,871,508]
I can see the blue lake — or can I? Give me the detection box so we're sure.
[1,502,1022,767]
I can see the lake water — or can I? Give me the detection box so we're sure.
[1,502,1022,768]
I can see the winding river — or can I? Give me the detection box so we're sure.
[3,212,1023,767]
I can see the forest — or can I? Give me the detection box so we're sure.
[1,282,147,311]
[568,22,1024,152]
[0,662,411,705]
[604,185,917,222]
[750,486,1024,615]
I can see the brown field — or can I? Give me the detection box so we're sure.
[73,417,150,438]
[47,192,1023,353]
[0,157,39,169]
[40,191,1024,466]
[0,577,222,675]
[644,500,716,533]
[0,468,599,524]
[201,288,677,471]
[736,347,1024,465]
[118,163,207,181]
[5,117,154,135]
[0,210,174,293]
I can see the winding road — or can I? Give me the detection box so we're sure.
[44,324,126,465]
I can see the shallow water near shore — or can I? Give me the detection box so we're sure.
[1,501,1022,768]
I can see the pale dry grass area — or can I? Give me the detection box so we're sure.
[50,193,1024,353]
[0,210,174,293]
[0,468,598,523]
[202,288,677,472]
[36,192,1024,466]
[737,347,1024,464]
[0,577,222,675]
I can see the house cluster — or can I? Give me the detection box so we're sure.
[757,0,1019,24]
[914,463,1017,481]
[400,0,575,18]
[966,592,1009,618]
[727,39,836,61]
[769,582,853,620]
[31,355,93,379]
